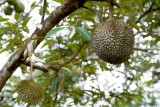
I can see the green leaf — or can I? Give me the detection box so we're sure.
[31,1,36,8]
[135,0,144,13]
[128,22,139,31]
[62,67,72,73]
[54,0,64,3]
[14,13,20,21]
[140,25,145,31]
[0,27,12,31]
[22,27,29,33]
[0,16,9,22]
[50,76,59,91]
[45,27,65,38]
[155,0,160,6]
[0,45,14,54]
[76,27,91,42]
[115,97,119,107]
[22,17,31,27]
[119,98,126,107]
[41,40,52,48]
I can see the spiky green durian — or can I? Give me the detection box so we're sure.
[17,80,44,105]
[92,20,134,64]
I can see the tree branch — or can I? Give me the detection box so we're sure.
[23,61,59,73]
[134,48,160,54]
[134,48,152,52]
[0,0,119,92]
[23,61,50,73]
[136,1,160,23]
[23,43,85,73]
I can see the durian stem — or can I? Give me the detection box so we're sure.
[28,53,33,80]
[53,74,59,107]
[29,60,33,80]
[109,4,114,21]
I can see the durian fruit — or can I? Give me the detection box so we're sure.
[6,0,17,5]
[14,0,25,13]
[3,5,13,15]
[16,80,44,105]
[92,19,134,64]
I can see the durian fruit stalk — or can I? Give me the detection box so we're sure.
[16,80,44,105]
[92,19,134,64]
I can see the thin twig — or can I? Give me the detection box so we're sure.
[136,1,160,23]
[58,43,85,69]
[82,6,101,19]
[134,48,160,52]
[41,0,47,23]
[52,75,59,107]
[29,57,34,80]
[134,48,150,52]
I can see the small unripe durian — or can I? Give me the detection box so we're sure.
[3,6,13,15]
[6,0,17,5]
[14,0,25,13]
[17,80,44,104]
[92,20,134,64]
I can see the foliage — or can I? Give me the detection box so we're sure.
[0,0,160,107]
